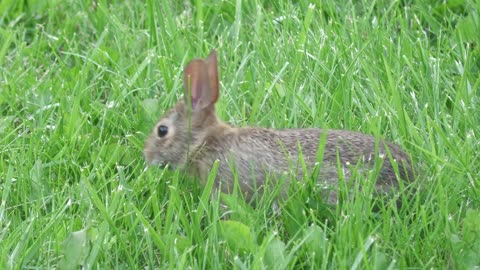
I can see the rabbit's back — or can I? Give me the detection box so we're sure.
[190,126,413,202]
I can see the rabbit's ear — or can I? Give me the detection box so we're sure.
[206,50,219,104]
[183,50,219,111]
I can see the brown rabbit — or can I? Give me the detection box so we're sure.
[144,50,414,204]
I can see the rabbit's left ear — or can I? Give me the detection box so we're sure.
[183,50,219,111]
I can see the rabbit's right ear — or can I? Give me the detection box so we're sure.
[183,50,219,111]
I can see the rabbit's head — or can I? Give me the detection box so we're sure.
[144,50,221,169]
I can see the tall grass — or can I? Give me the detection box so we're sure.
[1,0,479,268]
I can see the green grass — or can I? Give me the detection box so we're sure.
[1,0,480,268]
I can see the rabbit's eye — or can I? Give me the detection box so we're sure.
[157,125,168,137]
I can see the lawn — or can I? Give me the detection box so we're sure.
[1,0,479,269]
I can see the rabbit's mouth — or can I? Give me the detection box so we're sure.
[157,162,167,168]
[147,158,167,168]
[154,160,177,170]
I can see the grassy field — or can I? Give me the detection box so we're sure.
[1,0,479,269]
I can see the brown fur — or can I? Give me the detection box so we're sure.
[144,50,414,204]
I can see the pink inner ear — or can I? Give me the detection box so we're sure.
[183,51,220,111]
[190,81,210,109]
[183,60,210,110]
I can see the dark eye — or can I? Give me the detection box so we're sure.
[157,125,168,137]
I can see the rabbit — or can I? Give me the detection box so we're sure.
[144,50,414,204]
